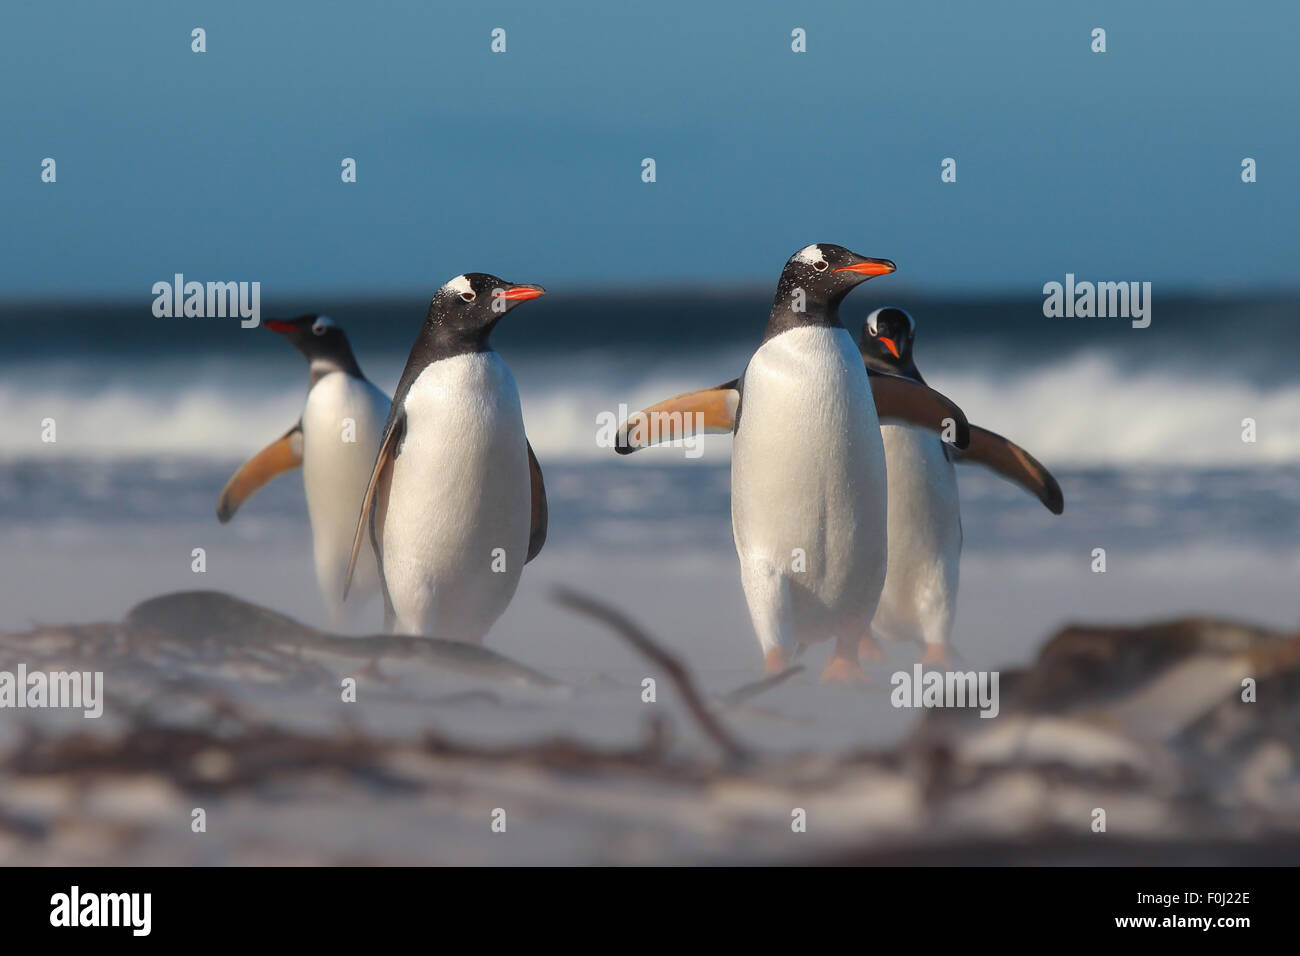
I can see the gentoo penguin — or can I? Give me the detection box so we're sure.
[859,306,1064,665]
[343,274,548,642]
[615,244,971,682]
[217,314,391,627]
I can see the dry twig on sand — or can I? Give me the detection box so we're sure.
[552,586,751,763]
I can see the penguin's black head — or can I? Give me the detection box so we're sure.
[424,273,546,352]
[265,313,363,377]
[775,243,896,312]
[860,307,920,377]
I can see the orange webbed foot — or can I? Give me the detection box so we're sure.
[922,643,951,667]
[820,654,869,685]
[764,647,790,675]
[858,634,885,664]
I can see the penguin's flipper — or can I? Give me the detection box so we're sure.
[343,411,405,601]
[954,425,1065,514]
[526,440,547,563]
[868,371,971,450]
[215,422,304,523]
[614,380,740,454]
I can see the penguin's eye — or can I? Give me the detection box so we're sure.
[312,321,327,335]
[460,291,477,303]
[813,260,829,272]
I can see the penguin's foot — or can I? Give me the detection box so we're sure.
[821,640,869,685]
[764,647,790,675]
[858,634,886,664]
[921,643,950,667]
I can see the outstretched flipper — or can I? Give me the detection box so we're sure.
[953,425,1064,514]
[615,379,740,454]
[216,423,304,523]
[868,371,971,450]
[343,411,405,602]
[526,440,547,563]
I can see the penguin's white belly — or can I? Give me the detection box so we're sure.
[301,372,390,622]
[381,352,530,642]
[731,326,888,648]
[873,425,962,648]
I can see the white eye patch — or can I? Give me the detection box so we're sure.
[311,315,336,336]
[793,244,825,266]
[865,308,883,336]
[444,274,474,297]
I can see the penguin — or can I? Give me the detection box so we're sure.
[217,314,391,628]
[342,274,548,642]
[615,245,971,682]
[858,306,1064,665]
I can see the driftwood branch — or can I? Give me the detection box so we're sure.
[552,587,751,763]
[720,665,804,707]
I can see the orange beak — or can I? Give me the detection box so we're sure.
[501,284,546,301]
[264,320,298,333]
[878,336,900,359]
[833,259,896,277]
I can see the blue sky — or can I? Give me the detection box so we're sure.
[2,0,1296,298]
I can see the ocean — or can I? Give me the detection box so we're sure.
[3,290,1299,718]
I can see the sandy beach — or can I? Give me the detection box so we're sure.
[2,583,1297,865]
